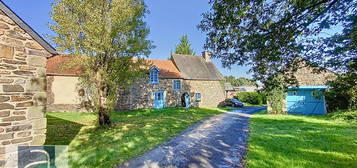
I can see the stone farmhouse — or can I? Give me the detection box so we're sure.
[0,0,337,159]
[46,52,226,112]
[0,1,56,151]
[117,53,225,110]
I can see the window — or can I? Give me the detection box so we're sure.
[292,91,297,96]
[173,80,181,91]
[195,93,201,102]
[149,68,159,84]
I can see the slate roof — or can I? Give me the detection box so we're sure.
[171,54,223,80]
[0,1,57,55]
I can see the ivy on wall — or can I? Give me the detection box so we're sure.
[265,74,287,114]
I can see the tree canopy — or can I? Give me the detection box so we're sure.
[199,0,356,114]
[224,76,257,87]
[50,0,153,125]
[317,14,357,70]
[199,0,356,83]
[174,35,196,55]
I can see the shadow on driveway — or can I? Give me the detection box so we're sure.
[118,106,266,168]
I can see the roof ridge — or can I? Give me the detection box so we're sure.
[171,53,201,57]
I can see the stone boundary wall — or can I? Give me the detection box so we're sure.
[0,10,50,161]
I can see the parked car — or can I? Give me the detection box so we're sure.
[219,98,244,107]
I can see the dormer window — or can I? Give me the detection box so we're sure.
[149,66,159,84]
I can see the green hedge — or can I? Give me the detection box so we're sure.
[235,92,266,105]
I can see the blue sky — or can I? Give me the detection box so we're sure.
[2,0,251,78]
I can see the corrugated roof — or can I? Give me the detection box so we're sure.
[0,1,57,55]
[171,54,223,80]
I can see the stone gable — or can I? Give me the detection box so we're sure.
[290,60,336,86]
[0,8,51,159]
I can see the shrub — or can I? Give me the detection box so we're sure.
[236,92,266,105]
[328,110,357,123]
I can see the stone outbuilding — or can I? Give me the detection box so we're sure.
[267,60,336,115]
[285,61,336,115]
[0,0,56,156]
[47,52,226,111]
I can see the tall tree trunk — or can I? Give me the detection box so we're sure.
[97,72,111,126]
[98,106,111,126]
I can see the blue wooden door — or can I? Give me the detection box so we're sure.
[185,93,190,108]
[287,89,326,115]
[287,90,306,114]
[153,91,165,109]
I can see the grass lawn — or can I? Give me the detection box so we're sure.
[246,110,357,168]
[45,107,227,167]
[244,103,267,107]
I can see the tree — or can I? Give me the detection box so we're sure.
[50,0,154,125]
[175,35,195,55]
[224,76,256,87]
[199,0,356,114]
[317,14,357,71]
[326,60,357,111]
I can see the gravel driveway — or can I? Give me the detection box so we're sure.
[118,106,266,168]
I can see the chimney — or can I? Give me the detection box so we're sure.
[202,51,211,62]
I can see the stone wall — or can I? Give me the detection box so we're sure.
[117,78,187,110]
[116,78,226,111]
[294,66,336,86]
[185,80,225,107]
[0,10,50,154]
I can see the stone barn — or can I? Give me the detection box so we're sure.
[267,60,336,115]
[285,61,336,115]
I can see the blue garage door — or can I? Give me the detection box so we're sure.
[287,89,326,115]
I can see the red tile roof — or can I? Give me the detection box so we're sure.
[47,55,182,78]
[146,59,182,78]
[47,54,81,76]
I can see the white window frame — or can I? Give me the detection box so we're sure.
[173,80,181,91]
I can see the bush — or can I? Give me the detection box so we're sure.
[236,92,266,105]
[325,61,357,111]
[328,110,357,123]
